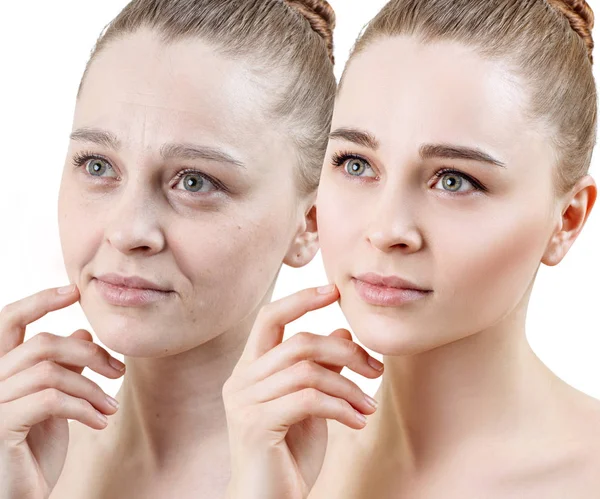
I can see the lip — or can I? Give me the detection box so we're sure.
[92,274,174,307]
[352,273,432,307]
[95,273,172,292]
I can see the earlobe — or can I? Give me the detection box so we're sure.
[542,175,597,266]
[283,205,320,268]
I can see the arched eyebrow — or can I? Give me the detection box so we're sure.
[329,127,506,168]
[329,127,380,150]
[69,127,245,169]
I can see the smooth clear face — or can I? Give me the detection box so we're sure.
[58,30,305,357]
[317,37,560,356]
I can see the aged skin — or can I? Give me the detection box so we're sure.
[50,29,318,499]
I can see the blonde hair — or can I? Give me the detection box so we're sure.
[343,0,596,194]
[78,0,337,193]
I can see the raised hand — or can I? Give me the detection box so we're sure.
[223,284,384,499]
[0,285,126,499]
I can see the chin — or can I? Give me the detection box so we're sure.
[339,293,471,357]
[79,297,213,358]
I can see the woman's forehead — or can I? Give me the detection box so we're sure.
[334,37,538,157]
[75,30,275,147]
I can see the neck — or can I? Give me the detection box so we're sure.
[106,311,256,473]
[371,293,566,471]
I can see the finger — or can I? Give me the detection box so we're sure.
[241,332,384,386]
[0,333,126,382]
[243,360,377,416]
[260,388,368,431]
[322,329,353,374]
[0,360,119,415]
[0,389,109,438]
[62,329,94,375]
[0,285,80,356]
[240,284,340,363]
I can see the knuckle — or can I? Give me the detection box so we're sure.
[34,332,57,353]
[0,302,16,322]
[83,339,101,356]
[41,388,64,410]
[336,396,353,414]
[345,339,364,360]
[299,387,321,409]
[255,304,271,323]
[293,332,317,354]
[37,360,61,382]
[295,360,318,385]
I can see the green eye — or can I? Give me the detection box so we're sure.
[182,174,206,193]
[345,159,368,176]
[87,158,110,176]
[441,174,463,192]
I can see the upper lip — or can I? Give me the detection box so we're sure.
[95,273,172,292]
[354,273,431,292]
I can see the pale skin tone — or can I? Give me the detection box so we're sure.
[0,28,320,499]
[311,37,600,498]
[225,36,600,499]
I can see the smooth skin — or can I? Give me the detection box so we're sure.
[0,285,125,499]
[310,37,600,499]
[224,284,383,499]
[225,36,600,499]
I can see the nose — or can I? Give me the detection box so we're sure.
[366,189,424,254]
[104,182,166,256]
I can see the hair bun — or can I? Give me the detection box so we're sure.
[548,0,594,63]
[285,0,336,64]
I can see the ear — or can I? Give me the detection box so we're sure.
[283,203,319,268]
[542,175,597,266]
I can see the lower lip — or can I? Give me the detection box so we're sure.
[352,278,431,307]
[93,279,173,307]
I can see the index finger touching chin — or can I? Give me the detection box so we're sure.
[239,284,340,364]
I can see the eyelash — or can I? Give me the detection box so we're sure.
[331,151,488,193]
[71,151,227,193]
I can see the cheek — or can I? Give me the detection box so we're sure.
[317,178,365,280]
[432,200,552,328]
[57,174,96,282]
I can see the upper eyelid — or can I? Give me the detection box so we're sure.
[74,152,221,191]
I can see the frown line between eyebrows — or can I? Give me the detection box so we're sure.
[69,128,246,169]
[329,126,506,168]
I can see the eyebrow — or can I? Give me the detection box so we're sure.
[420,144,506,168]
[160,143,245,169]
[329,127,380,150]
[70,127,245,169]
[70,127,121,150]
[329,127,506,168]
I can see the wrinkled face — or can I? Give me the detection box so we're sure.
[317,37,560,356]
[58,30,305,357]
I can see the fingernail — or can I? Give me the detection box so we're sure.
[355,411,368,426]
[57,284,76,295]
[105,395,119,409]
[364,394,378,410]
[108,357,126,372]
[96,412,108,425]
[317,283,336,295]
[367,356,384,371]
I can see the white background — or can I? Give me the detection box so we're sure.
[0,0,598,400]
